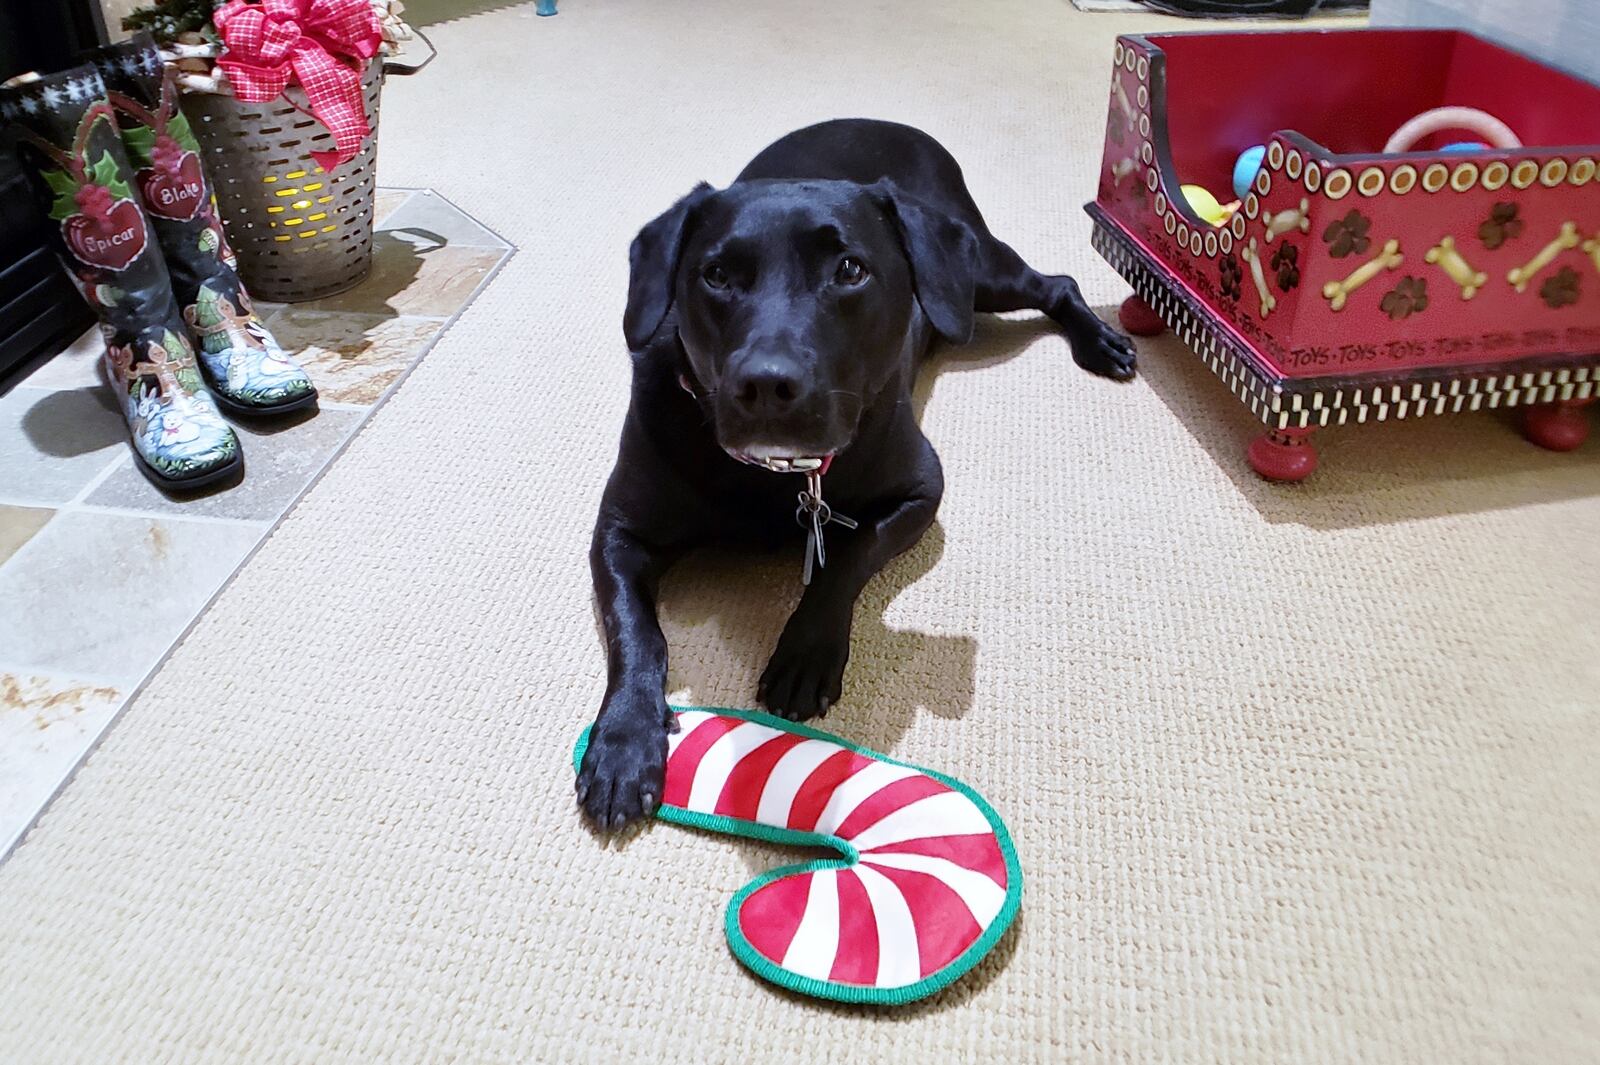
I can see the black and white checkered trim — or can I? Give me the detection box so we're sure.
[1091,218,1287,424]
[1090,211,1600,431]
[1276,368,1599,428]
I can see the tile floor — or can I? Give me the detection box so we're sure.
[0,188,512,857]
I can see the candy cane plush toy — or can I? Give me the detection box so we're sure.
[574,708,1023,1005]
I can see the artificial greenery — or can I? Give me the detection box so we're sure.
[43,152,133,221]
[121,0,222,43]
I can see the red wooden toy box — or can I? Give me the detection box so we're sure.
[1088,29,1600,480]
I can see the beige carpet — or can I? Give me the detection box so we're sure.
[3,2,1599,1061]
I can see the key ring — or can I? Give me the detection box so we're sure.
[793,469,856,585]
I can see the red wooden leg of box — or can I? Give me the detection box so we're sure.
[1522,399,1592,452]
[1118,295,1165,337]
[1247,427,1318,483]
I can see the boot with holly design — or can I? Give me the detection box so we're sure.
[2,66,242,490]
[90,35,317,418]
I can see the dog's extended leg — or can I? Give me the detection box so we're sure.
[974,237,1137,380]
[576,516,680,829]
[759,445,944,721]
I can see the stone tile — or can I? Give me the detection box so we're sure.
[378,189,509,250]
[263,310,443,406]
[0,185,490,855]
[0,673,124,856]
[295,236,506,318]
[0,505,55,566]
[0,511,262,680]
[0,385,126,507]
[85,406,364,522]
[17,327,102,391]
[373,187,415,225]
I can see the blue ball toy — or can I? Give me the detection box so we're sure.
[1440,141,1490,153]
[1233,145,1265,201]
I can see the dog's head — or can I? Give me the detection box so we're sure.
[624,179,976,469]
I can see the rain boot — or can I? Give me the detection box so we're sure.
[2,66,242,490]
[90,34,318,418]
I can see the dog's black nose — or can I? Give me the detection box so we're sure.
[730,358,807,417]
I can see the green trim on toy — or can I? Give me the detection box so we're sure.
[573,705,1023,1006]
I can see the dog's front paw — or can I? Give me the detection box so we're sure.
[1071,320,1138,381]
[759,612,851,722]
[576,691,672,830]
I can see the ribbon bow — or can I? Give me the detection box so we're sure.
[213,0,382,171]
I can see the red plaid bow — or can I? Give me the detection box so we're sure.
[214,0,382,171]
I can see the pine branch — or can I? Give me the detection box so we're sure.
[121,0,223,42]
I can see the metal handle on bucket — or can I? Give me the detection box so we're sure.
[383,27,436,76]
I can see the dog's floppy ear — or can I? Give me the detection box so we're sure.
[871,180,978,345]
[624,182,716,351]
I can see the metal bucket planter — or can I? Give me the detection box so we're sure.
[178,39,431,302]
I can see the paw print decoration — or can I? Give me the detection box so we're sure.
[1541,266,1580,309]
[1271,243,1300,291]
[1322,210,1371,259]
[1380,276,1429,321]
[1478,202,1524,250]
[1218,253,1242,302]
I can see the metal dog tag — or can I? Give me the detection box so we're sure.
[795,469,857,586]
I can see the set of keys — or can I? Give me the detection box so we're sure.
[795,468,857,586]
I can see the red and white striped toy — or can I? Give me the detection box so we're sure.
[574,707,1022,1004]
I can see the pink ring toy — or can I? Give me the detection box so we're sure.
[1384,107,1522,154]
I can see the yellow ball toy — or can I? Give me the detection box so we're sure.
[1180,184,1238,227]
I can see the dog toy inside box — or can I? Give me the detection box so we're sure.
[1088,29,1600,481]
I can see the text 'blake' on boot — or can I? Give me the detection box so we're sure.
[2,65,242,491]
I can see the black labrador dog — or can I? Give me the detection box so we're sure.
[578,119,1135,829]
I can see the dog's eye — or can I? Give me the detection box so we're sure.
[702,262,730,290]
[835,256,868,287]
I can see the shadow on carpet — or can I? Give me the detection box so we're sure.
[1134,325,1600,530]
